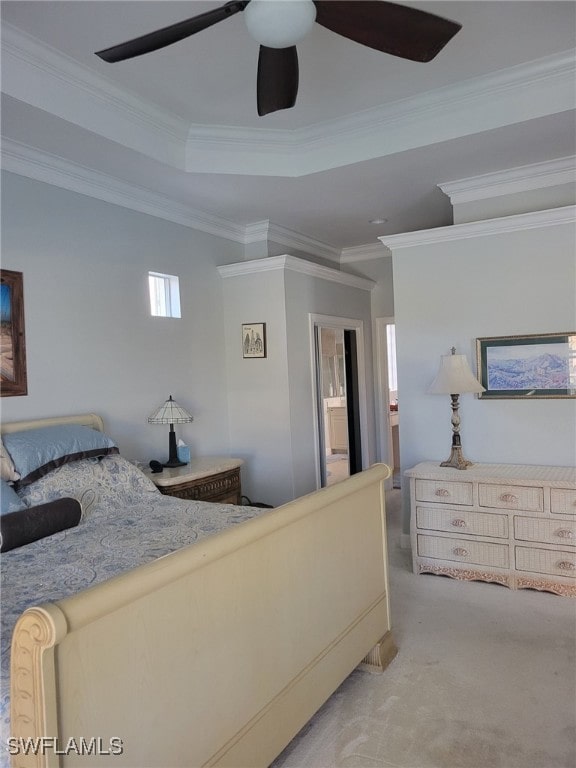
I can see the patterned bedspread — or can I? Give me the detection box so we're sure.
[0,455,266,763]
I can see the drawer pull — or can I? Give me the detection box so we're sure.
[555,529,574,539]
[499,492,518,504]
[435,488,450,497]
[453,547,469,558]
[557,561,575,571]
[451,518,467,528]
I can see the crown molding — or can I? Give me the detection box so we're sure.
[267,222,341,262]
[3,20,574,178]
[184,49,576,176]
[1,22,189,169]
[0,138,361,256]
[218,255,375,291]
[340,242,391,263]
[243,220,272,244]
[244,220,340,262]
[0,139,246,243]
[439,156,576,204]
[379,205,576,251]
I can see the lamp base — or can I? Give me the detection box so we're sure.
[440,446,473,470]
[164,426,186,468]
[163,459,186,468]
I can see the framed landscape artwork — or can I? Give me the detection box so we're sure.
[0,269,28,397]
[476,332,576,399]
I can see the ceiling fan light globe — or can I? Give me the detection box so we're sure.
[245,0,316,48]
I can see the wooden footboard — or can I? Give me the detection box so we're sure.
[10,464,394,768]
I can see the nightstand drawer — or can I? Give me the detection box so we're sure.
[417,534,509,569]
[415,479,473,506]
[416,507,508,538]
[551,489,576,515]
[514,517,576,546]
[157,467,241,504]
[515,546,576,578]
[479,483,544,512]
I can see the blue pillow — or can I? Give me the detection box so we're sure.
[3,425,119,487]
[1,479,27,515]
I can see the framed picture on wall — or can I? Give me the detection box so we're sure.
[242,323,266,359]
[476,332,576,399]
[1,269,28,397]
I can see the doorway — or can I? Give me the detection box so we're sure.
[375,317,400,489]
[319,327,349,486]
[310,314,369,489]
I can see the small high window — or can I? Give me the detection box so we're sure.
[148,272,181,318]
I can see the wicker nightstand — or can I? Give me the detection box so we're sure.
[144,457,243,504]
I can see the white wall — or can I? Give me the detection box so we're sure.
[220,258,375,506]
[220,267,293,506]
[351,255,395,319]
[1,174,378,508]
[283,268,376,500]
[388,210,576,532]
[1,172,245,463]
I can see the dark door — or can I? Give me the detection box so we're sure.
[344,329,362,475]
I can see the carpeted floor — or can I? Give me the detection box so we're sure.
[326,454,350,485]
[271,489,576,768]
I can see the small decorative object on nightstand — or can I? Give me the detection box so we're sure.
[144,457,243,505]
[428,347,484,470]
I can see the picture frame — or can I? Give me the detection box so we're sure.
[242,323,266,359]
[476,332,576,399]
[1,269,28,397]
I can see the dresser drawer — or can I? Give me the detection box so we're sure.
[551,489,576,515]
[415,479,473,506]
[416,507,508,538]
[515,546,576,578]
[514,517,576,546]
[417,534,509,569]
[479,483,544,512]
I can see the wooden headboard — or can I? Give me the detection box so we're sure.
[1,413,105,434]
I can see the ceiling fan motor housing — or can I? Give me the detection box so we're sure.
[244,0,317,48]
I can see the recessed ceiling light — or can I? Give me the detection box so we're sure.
[369,218,388,225]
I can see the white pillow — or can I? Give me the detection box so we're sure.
[0,440,20,482]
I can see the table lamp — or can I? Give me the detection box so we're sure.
[429,347,485,469]
[148,395,193,467]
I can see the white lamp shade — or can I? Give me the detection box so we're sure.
[429,353,485,395]
[148,396,193,424]
[244,0,316,48]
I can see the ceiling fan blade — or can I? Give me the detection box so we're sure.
[313,1,461,62]
[257,46,299,117]
[95,0,249,62]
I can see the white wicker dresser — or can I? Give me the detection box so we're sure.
[406,462,576,597]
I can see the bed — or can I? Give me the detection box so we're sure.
[1,414,395,768]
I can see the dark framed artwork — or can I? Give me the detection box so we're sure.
[476,332,576,399]
[1,270,28,397]
[242,323,266,359]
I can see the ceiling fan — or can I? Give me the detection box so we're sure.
[95,0,461,117]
